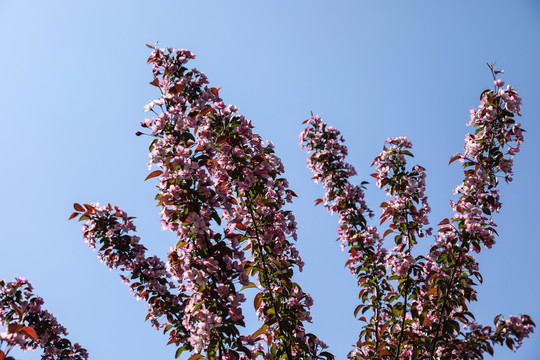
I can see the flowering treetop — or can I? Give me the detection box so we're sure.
[300,62,534,359]
[1,48,534,360]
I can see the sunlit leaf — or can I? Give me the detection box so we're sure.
[438,218,450,226]
[426,287,437,295]
[20,326,39,343]
[145,170,163,181]
[192,300,204,313]
[83,204,95,212]
[254,293,263,310]
[252,325,268,338]
[11,304,23,317]
[175,346,186,358]
[216,135,230,145]
[73,203,85,212]
[448,155,460,165]
[235,222,247,231]
[200,107,215,116]
[188,354,205,360]
[241,282,258,290]
[7,323,23,334]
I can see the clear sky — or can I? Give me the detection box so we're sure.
[1,1,539,359]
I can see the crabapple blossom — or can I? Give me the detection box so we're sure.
[0,278,88,360]
[5,46,534,360]
[141,46,331,359]
[301,65,533,359]
[69,46,333,360]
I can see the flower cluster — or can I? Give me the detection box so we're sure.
[4,47,533,360]
[75,203,180,332]
[418,75,531,358]
[301,116,393,358]
[373,136,431,276]
[301,71,534,359]
[374,137,431,234]
[300,117,374,253]
[73,47,333,360]
[0,278,88,360]
[302,116,437,358]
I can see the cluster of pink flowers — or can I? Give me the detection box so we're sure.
[373,136,432,278]
[4,47,533,359]
[72,47,333,360]
[500,314,535,348]
[301,71,534,359]
[77,203,180,331]
[0,278,88,360]
[300,118,375,252]
[301,116,394,358]
[301,116,437,358]
[418,77,532,358]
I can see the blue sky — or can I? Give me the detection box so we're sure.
[1,1,539,359]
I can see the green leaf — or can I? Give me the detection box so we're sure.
[149,138,158,152]
[401,150,414,157]
[241,282,258,290]
[175,346,186,359]
[192,300,204,313]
